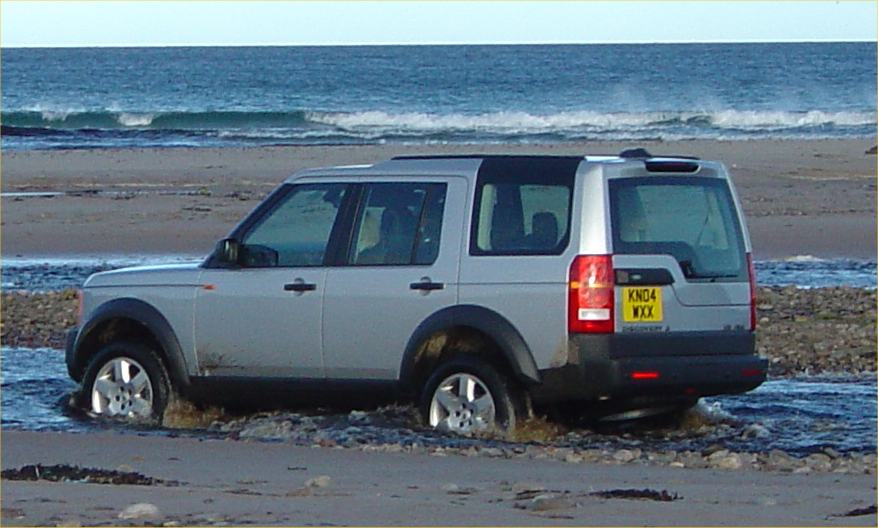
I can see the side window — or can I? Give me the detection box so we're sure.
[471,181,572,256]
[241,183,347,267]
[414,186,446,265]
[350,182,446,266]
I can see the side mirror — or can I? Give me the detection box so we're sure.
[216,238,240,265]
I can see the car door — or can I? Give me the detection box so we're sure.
[193,182,353,378]
[609,175,751,336]
[322,177,466,379]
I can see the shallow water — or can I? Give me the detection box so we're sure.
[1,255,202,291]
[2,347,874,457]
[2,255,875,291]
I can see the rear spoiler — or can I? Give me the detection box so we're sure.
[619,148,700,173]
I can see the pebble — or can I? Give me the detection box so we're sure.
[612,449,637,463]
[118,503,161,520]
[305,475,331,488]
[522,494,575,512]
[441,483,477,495]
[711,453,743,470]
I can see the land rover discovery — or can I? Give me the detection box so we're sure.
[66,151,767,435]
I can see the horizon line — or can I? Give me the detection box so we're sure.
[2,38,874,49]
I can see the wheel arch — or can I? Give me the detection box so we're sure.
[69,297,190,390]
[399,304,540,396]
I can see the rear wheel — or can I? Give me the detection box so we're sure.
[420,356,524,437]
[81,341,170,421]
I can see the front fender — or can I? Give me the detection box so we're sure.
[68,297,190,388]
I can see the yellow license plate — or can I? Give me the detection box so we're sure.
[622,287,663,322]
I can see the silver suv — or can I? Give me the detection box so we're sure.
[66,151,767,435]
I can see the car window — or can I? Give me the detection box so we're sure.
[414,185,447,265]
[472,182,571,256]
[350,182,446,266]
[241,183,347,267]
[610,177,746,280]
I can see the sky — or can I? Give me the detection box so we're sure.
[1,1,875,47]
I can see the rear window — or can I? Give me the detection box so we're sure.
[609,177,747,280]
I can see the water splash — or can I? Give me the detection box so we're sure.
[2,347,875,456]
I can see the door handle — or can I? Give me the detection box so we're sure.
[284,281,317,292]
[410,280,444,291]
[615,268,674,286]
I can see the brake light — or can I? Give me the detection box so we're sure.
[747,253,757,331]
[568,255,614,333]
[631,371,660,380]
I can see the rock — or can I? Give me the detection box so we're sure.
[711,453,743,470]
[805,453,832,472]
[564,452,583,463]
[706,448,729,460]
[612,449,637,463]
[441,483,477,495]
[239,420,293,439]
[511,482,546,495]
[118,503,161,520]
[740,423,770,439]
[305,475,331,488]
[866,145,877,155]
[702,444,726,456]
[524,494,575,512]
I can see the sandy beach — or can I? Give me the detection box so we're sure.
[1,139,876,526]
[1,430,875,526]
[2,139,875,259]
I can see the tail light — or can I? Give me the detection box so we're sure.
[568,255,614,333]
[747,253,757,331]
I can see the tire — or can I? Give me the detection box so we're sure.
[420,356,524,437]
[80,341,171,421]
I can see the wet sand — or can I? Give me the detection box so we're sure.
[1,430,875,526]
[2,139,875,259]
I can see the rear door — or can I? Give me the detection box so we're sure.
[322,177,466,379]
[608,175,750,334]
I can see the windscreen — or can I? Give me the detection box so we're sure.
[609,177,747,281]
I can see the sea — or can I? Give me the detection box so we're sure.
[2,42,876,150]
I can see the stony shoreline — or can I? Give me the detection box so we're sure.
[163,402,876,476]
[348,438,877,475]
[2,286,874,377]
[1,287,875,478]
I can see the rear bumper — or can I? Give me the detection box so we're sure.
[532,331,767,404]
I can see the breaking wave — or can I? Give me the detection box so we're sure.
[2,108,874,148]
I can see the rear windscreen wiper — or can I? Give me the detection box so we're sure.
[690,272,739,281]
[679,260,738,281]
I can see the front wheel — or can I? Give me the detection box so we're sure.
[420,356,524,437]
[80,341,170,421]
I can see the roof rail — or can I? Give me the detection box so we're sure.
[618,148,700,160]
[390,154,584,161]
